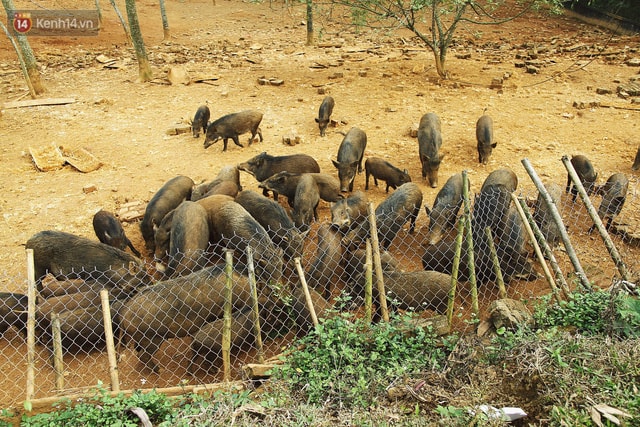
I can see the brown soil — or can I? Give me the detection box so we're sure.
[1,0,640,414]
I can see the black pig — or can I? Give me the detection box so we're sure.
[417,113,444,188]
[315,96,335,137]
[191,105,210,138]
[204,110,263,152]
[332,127,367,192]
[565,154,597,202]
[424,172,464,246]
[476,113,496,164]
[93,210,141,257]
[364,157,411,193]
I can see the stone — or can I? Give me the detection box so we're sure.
[489,298,533,330]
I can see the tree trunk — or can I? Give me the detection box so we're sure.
[95,0,103,25]
[109,0,132,42]
[2,0,45,94]
[159,0,170,40]
[125,0,153,82]
[306,0,313,46]
[0,21,36,98]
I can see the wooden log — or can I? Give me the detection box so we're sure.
[368,202,389,322]
[100,290,120,393]
[245,246,264,364]
[3,98,76,109]
[51,313,65,391]
[26,249,36,404]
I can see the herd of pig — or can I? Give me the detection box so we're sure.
[0,96,636,376]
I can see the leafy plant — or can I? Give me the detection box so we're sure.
[534,289,610,334]
[273,311,452,408]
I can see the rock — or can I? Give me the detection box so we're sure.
[596,87,612,95]
[526,65,539,74]
[617,81,640,97]
[83,184,97,194]
[625,58,640,67]
[489,298,533,330]
[167,66,190,85]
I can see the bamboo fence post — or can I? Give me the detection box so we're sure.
[0,22,36,98]
[484,227,506,299]
[50,313,64,391]
[522,158,590,290]
[364,239,373,324]
[368,202,389,322]
[560,156,630,282]
[222,249,234,383]
[461,171,479,317]
[446,213,465,326]
[245,246,264,364]
[25,249,36,403]
[100,289,120,392]
[511,195,564,303]
[294,258,318,328]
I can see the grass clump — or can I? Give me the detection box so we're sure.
[273,311,453,409]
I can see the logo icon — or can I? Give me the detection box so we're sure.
[12,12,32,34]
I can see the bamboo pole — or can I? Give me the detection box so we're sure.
[522,158,590,290]
[0,22,36,98]
[294,258,318,328]
[245,246,265,364]
[368,202,389,322]
[364,239,373,324]
[100,289,120,393]
[50,313,64,391]
[461,171,479,317]
[560,156,630,282]
[484,227,506,299]
[25,249,36,404]
[512,195,565,302]
[222,250,234,383]
[446,213,465,326]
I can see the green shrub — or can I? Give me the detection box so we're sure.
[273,311,453,408]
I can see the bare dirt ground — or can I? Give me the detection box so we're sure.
[1,0,640,411]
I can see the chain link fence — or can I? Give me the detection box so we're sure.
[1,169,639,409]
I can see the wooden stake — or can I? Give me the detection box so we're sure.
[368,202,389,322]
[100,290,120,393]
[484,227,506,299]
[25,249,36,404]
[294,258,318,328]
[512,195,564,303]
[461,171,479,317]
[222,250,234,383]
[364,239,373,324]
[245,246,264,364]
[447,212,465,326]
[51,313,65,391]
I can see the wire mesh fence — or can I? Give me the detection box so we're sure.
[1,167,639,409]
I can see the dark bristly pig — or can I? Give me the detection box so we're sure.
[25,230,149,295]
[315,96,335,137]
[235,190,307,263]
[163,201,210,278]
[533,182,563,249]
[259,172,342,208]
[204,110,263,152]
[292,174,321,228]
[140,175,194,252]
[417,112,444,188]
[364,157,411,193]
[191,165,243,201]
[476,113,496,164]
[191,104,210,138]
[588,173,629,233]
[93,209,141,257]
[0,292,28,337]
[198,197,284,283]
[332,127,367,193]
[343,182,423,251]
[424,172,464,245]
[238,152,320,200]
[305,223,343,299]
[565,154,598,202]
[632,146,640,171]
[330,191,369,232]
[119,265,253,373]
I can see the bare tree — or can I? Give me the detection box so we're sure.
[160,0,170,40]
[125,0,153,82]
[325,0,563,79]
[1,0,45,94]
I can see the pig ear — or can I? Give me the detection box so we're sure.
[424,205,431,215]
[491,142,497,148]
[331,159,340,169]
[299,228,311,238]
[104,231,113,240]
[439,153,445,161]
[127,261,139,274]
[315,118,320,123]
